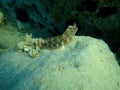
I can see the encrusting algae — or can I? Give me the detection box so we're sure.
[17,23,78,58]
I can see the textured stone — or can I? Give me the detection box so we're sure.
[0,36,120,90]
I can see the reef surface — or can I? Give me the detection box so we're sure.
[0,36,120,90]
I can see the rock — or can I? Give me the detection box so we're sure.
[0,24,24,53]
[0,36,120,90]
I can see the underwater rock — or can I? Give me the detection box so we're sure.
[0,36,120,90]
[0,24,24,53]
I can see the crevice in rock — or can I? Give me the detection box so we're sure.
[97,7,117,18]
[15,8,29,23]
[92,29,104,38]
[77,0,98,12]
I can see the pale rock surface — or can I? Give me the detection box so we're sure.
[0,36,120,90]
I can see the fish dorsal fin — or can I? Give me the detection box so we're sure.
[62,23,78,36]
